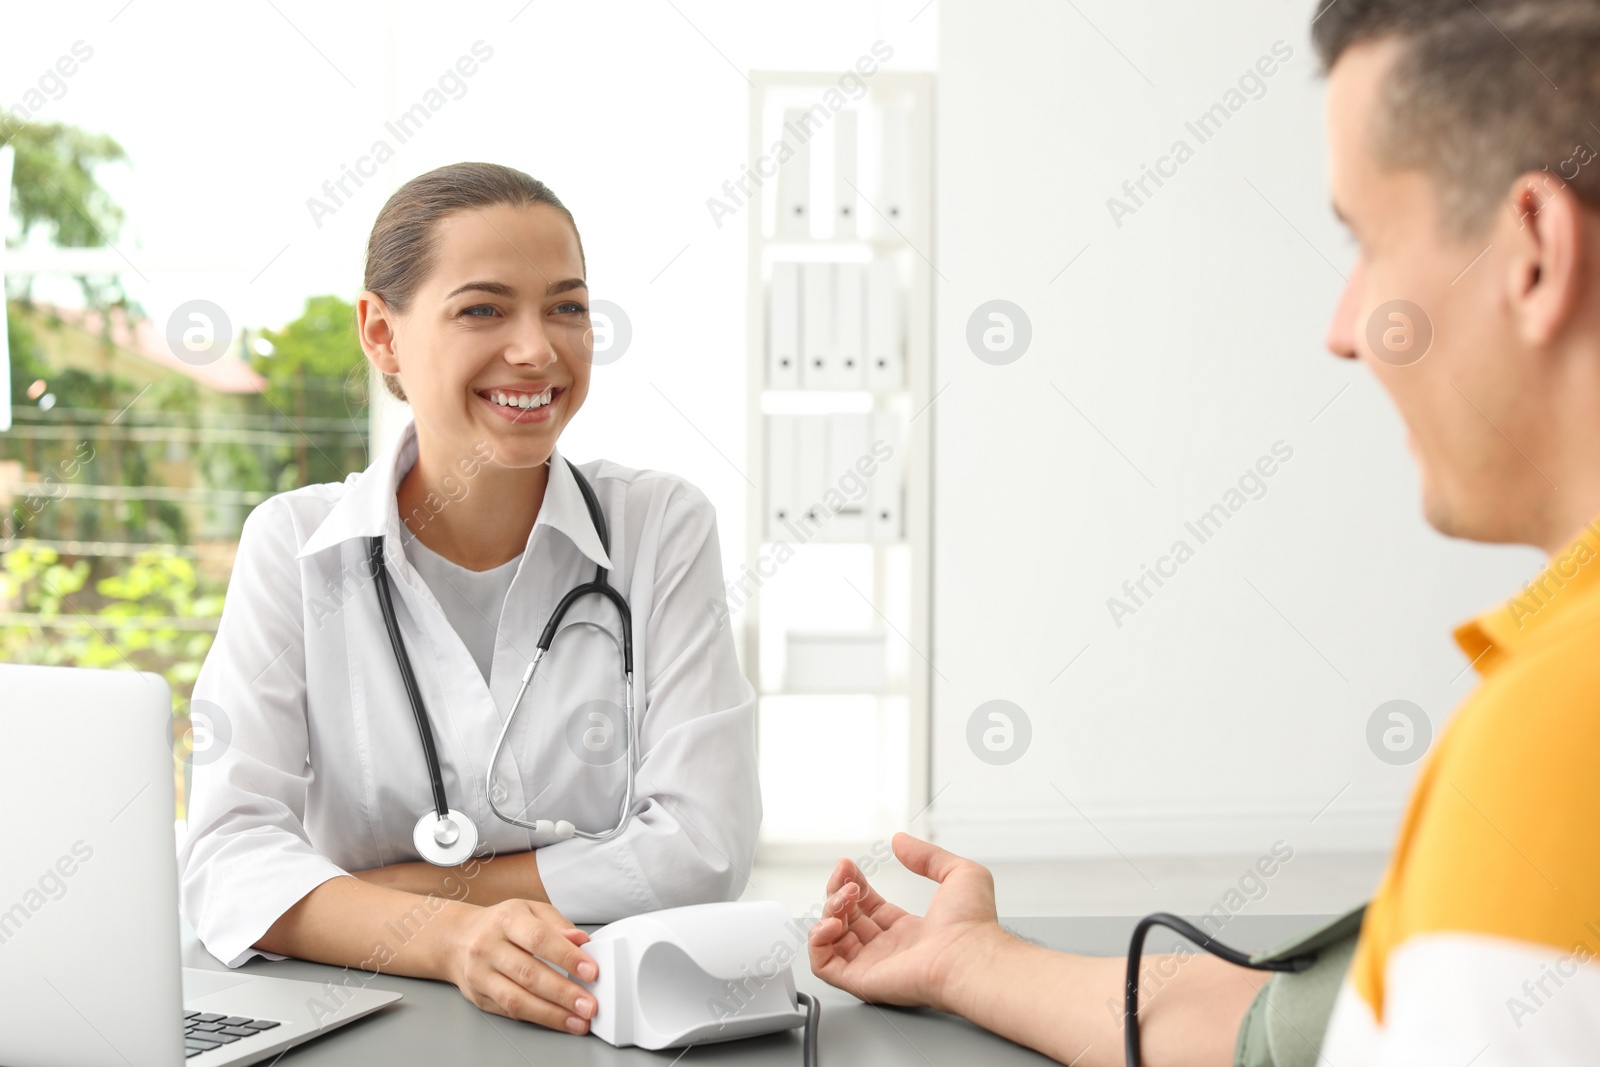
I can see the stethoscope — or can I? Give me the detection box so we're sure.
[366,458,636,867]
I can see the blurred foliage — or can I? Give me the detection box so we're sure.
[2,120,133,313]
[2,305,190,544]
[254,294,365,411]
[0,543,223,691]
[4,292,370,543]
[3,121,367,823]
[250,293,370,489]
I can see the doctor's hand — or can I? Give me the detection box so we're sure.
[442,898,601,1035]
[808,831,1013,1014]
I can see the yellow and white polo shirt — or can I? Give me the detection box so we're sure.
[1321,517,1600,1063]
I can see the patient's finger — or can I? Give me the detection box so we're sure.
[837,868,911,931]
[821,882,861,926]
[823,881,861,917]
[808,912,857,965]
[822,883,872,935]
[808,915,869,977]
[829,926,866,961]
[892,832,974,886]
[810,915,866,964]
[832,857,894,919]
[827,883,892,947]
[825,857,856,895]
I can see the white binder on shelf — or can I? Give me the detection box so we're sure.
[869,409,904,542]
[834,110,859,239]
[864,257,903,391]
[830,263,867,390]
[869,106,913,241]
[777,108,812,240]
[800,262,834,390]
[765,415,799,541]
[795,414,830,538]
[767,261,801,389]
[826,412,871,541]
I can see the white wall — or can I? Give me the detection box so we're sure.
[930,0,1544,859]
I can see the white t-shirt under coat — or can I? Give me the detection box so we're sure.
[402,531,521,687]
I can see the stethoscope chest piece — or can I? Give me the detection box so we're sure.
[413,808,479,867]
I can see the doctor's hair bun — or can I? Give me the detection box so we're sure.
[364,162,586,404]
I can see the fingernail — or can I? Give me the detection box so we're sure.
[577,961,598,981]
[565,1015,587,1034]
[576,996,595,1018]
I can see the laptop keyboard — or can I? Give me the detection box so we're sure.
[183,1011,281,1058]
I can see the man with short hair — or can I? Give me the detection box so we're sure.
[807,2,1600,1063]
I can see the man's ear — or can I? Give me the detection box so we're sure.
[1503,173,1588,347]
[356,291,400,374]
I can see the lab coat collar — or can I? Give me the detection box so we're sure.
[294,418,613,570]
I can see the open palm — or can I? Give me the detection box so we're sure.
[808,832,1002,1013]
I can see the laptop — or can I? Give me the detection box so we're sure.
[0,663,401,1066]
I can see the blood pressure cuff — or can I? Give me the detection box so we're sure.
[1233,904,1367,1067]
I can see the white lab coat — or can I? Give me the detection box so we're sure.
[177,418,760,967]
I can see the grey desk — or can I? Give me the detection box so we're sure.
[181,914,1332,1065]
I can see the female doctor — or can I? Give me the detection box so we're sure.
[176,162,761,1036]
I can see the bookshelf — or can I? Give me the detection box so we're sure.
[740,71,934,847]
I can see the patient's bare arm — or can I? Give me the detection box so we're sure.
[808,833,1266,1067]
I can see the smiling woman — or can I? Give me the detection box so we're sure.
[355,166,598,575]
[176,162,761,1039]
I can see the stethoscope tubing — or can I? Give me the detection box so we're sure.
[368,534,452,822]
[485,645,637,841]
[368,457,637,859]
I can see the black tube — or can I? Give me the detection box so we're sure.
[564,458,611,586]
[368,535,451,822]
[539,462,633,674]
[1124,912,1315,1067]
